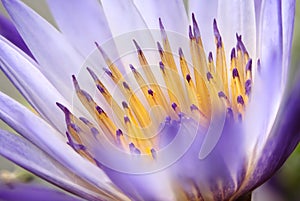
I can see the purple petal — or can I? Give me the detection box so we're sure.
[133,0,189,36]
[281,0,295,84]
[2,0,84,101]
[0,129,103,200]
[234,71,300,198]
[46,0,114,58]
[0,183,82,201]
[0,92,129,200]
[0,14,33,58]
[0,36,70,133]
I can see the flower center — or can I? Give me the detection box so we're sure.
[57,14,253,164]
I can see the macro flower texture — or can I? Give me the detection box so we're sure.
[0,0,299,200]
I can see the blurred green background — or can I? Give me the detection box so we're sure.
[0,1,299,200]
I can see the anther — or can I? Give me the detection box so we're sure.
[232,68,239,78]
[172,103,178,111]
[231,48,236,60]
[213,19,222,48]
[123,82,130,90]
[151,148,157,159]
[208,52,213,62]
[97,85,105,93]
[122,101,129,109]
[148,89,154,96]
[218,91,227,99]
[237,95,245,105]
[246,59,252,72]
[124,116,130,123]
[245,79,252,95]
[129,64,136,72]
[206,72,213,81]
[104,68,113,77]
[116,129,123,136]
[189,25,194,40]
[186,74,192,83]
[132,39,142,54]
[90,127,99,136]
[192,13,200,40]
[96,106,104,114]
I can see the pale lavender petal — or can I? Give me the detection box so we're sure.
[0,14,33,58]
[0,36,70,133]
[0,183,83,201]
[234,72,300,198]
[0,92,129,200]
[0,129,104,201]
[281,0,295,84]
[133,0,189,36]
[217,1,257,60]
[243,0,284,154]
[101,0,157,74]
[46,0,114,58]
[2,0,84,100]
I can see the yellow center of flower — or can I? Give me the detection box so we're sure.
[57,15,253,163]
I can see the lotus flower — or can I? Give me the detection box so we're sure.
[0,0,298,200]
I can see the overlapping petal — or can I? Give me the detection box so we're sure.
[0,92,129,201]
[2,0,84,100]
[0,129,101,201]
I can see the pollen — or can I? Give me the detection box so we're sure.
[57,14,254,162]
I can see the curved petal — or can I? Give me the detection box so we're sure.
[0,14,33,58]
[217,0,257,61]
[0,183,83,201]
[0,36,70,133]
[0,92,129,201]
[2,0,84,100]
[0,129,101,201]
[281,0,295,84]
[233,71,300,198]
[46,0,114,58]
[243,0,284,156]
[133,0,189,36]
[188,0,218,53]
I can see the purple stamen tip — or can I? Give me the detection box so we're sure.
[246,59,252,71]
[190,104,199,111]
[124,116,130,123]
[122,101,128,109]
[148,89,154,96]
[116,129,123,136]
[151,148,157,159]
[213,19,222,47]
[157,42,163,53]
[81,90,92,102]
[227,108,233,118]
[91,127,99,136]
[70,123,81,132]
[104,68,113,77]
[79,117,90,124]
[186,74,192,83]
[237,95,244,105]
[123,82,130,90]
[245,79,252,95]
[206,72,213,81]
[97,85,105,93]
[159,61,165,70]
[218,91,226,98]
[129,64,136,71]
[172,102,177,110]
[96,106,104,114]
[257,59,261,72]
[192,13,200,39]
[208,52,213,62]
[129,142,135,150]
[189,25,194,39]
[231,48,236,59]
[159,17,164,30]
[178,48,184,57]
[132,39,142,53]
[232,68,239,78]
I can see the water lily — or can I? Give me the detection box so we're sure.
[0,0,298,200]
